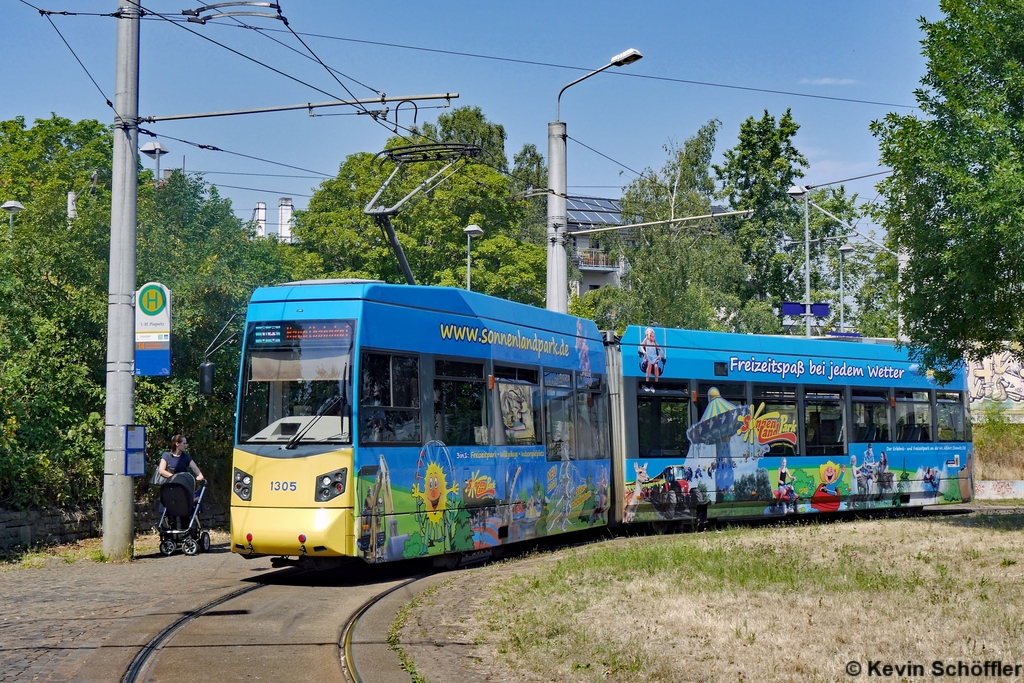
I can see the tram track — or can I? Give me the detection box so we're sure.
[117,561,425,683]
[121,583,267,683]
[339,575,425,683]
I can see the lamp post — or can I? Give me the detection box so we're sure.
[2,201,24,239]
[547,48,642,313]
[791,193,907,340]
[464,223,483,290]
[839,242,855,333]
[807,199,906,340]
[140,142,169,186]
[786,185,812,335]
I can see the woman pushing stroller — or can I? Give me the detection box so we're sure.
[156,434,211,556]
[158,434,204,484]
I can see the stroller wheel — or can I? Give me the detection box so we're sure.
[159,539,176,556]
[182,537,200,556]
[200,532,211,553]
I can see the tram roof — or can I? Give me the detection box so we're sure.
[620,325,966,386]
[250,279,603,340]
[621,325,907,361]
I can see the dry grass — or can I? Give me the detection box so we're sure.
[974,409,1024,480]
[445,514,1024,683]
[975,431,1024,480]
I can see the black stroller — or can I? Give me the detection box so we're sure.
[158,472,211,556]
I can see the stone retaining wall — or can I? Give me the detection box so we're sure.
[0,499,228,551]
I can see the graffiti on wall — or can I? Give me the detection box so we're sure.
[968,351,1024,423]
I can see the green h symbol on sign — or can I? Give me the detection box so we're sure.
[139,285,166,315]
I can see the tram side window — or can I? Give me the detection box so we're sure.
[495,365,541,446]
[576,373,609,460]
[752,386,797,456]
[936,391,966,442]
[965,400,974,442]
[696,382,746,420]
[360,353,421,443]
[544,371,575,461]
[895,390,932,442]
[637,381,690,459]
[851,389,890,442]
[434,360,488,446]
[805,389,845,456]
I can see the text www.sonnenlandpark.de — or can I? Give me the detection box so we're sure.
[439,323,570,358]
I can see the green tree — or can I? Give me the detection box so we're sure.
[714,109,808,313]
[0,115,294,509]
[0,115,114,508]
[577,120,779,333]
[871,0,1024,380]
[608,121,746,330]
[509,142,548,246]
[421,105,509,172]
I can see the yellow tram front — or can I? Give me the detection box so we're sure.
[231,303,359,559]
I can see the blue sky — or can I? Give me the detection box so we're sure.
[6,0,940,231]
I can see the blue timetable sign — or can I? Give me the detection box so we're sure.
[124,424,146,477]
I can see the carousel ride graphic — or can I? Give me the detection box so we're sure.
[686,387,752,495]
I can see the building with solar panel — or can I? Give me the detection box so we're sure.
[567,195,624,294]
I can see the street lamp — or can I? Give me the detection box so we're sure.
[464,223,483,291]
[547,48,643,313]
[839,242,855,333]
[140,142,169,186]
[809,200,907,341]
[786,185,812,335]
[2,200,24,239]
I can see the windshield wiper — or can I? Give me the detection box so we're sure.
[284,394,343,450]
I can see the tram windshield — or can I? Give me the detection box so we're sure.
[238,319,355,445]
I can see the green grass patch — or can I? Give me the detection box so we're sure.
[492,528,920,601]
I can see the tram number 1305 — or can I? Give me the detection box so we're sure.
[270,481,297,492]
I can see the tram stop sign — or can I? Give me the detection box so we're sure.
[135,282,171,376]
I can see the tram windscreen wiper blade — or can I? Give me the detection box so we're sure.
[283,394,342,450]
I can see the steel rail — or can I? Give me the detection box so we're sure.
[339,576,425,683]
[121,583,265,683]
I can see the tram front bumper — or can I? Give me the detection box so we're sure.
[231,506,355,558]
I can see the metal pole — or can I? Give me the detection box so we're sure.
[897,252,908,341]
[466,233,472,291]
[547,121,567,313]
[839,251,845,333]
[374,215,416,285]
[7,213,12,240]
[804,193,811,336]
[102,0,140,560]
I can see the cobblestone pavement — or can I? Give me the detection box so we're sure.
[0,533,275,682]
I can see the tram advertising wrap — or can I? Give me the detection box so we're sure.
[230,280,973,565]
[620,326,972,523]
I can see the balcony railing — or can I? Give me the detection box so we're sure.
[577,247,620,269]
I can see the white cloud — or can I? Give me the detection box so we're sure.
[798,77,859,86]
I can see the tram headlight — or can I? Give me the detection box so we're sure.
[314,468,347,502]
[233,467,253,501]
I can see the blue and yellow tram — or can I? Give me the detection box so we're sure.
[230,279,610,561]
[230,280,973,563]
